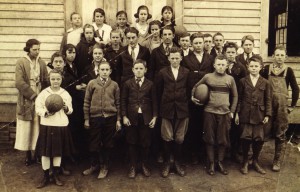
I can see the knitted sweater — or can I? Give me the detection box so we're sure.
[192,71,238,115]
[83,77,120,120]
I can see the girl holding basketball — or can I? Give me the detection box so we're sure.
[35,69,73,188]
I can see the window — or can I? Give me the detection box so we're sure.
[268,0,300,56]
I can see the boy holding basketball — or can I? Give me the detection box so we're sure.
[83,61,121,179]
[192,54,238,176]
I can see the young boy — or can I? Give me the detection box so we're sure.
[157,47,189,177]
[121,59,157,178]
[83,61,121,179]
[116,27,150,85]
[235,56,271,175]
[105,29,123,82]
[210,32,225,59]
[60,12,83,51]
[236,35,257,67]
[260,45,299,172]
[203,33,213,54]
[224,42,247,162]
[182,32,214,164]
[151,25,178,80]
[192,54,238,176]
[178,32,191,57]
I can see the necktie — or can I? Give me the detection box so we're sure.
[131,46,136,61]
[136,78,141,87]
[246,53,250,64]
[102,78,107,84]
[165,45,170,56]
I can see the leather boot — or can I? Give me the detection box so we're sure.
[53,167,63,186]
[207,162,215,176]
[216,161,228,175]
[174,161,185,177]
[36,170,50,188]
[253,141,266,174]
[272,139,286,172]
[206,145,215,175]
[240,140,251,174]
[25,151,32,166]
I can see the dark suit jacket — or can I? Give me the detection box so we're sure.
[157,66,189,119]
[104,45,123,82]
[181,51,214,92]
[235,53,259,68]
[226,61,247,88]
[121,77,157,125]
[210,46,225,59]
[150,43,178,81]
[237,75,272,124]
[116,45,150,85]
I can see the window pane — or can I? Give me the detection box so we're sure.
[280,29,284,43]
[278,14,282,28]
[284,28,287,43]
[282,13,286,27]
[276,30,279,44]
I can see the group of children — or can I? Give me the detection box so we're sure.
[14,4,299,189]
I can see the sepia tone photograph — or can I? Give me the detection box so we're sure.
[0,0,300,191]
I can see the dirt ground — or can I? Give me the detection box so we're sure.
[0,139,300,192]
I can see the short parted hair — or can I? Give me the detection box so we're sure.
[50,51,64,64]
[213,32,224,40]
[241,35,254,46]
[125,27,139,36]
[62,44,77,58]
[148,20,162,34]
[203,33,212,39]
[98,60,111,68]
[248,55,263,66]
[274,45,287,54]
[134,5,152,20]
[190,32,204,43]
[133,59,147,68]
[49,68,63,78]
[70,12,80,20]
[214,54,227,63]
[169,47,182,55]
[160,25,175,36]
[83,23,95,33]
[23,39,40,52]
[93,8,106,23]
[178,31,190,40]
[92,43,105,53]
[110,29,122,38]
[224,41,239,52]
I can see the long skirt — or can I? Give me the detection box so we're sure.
[37,125,75,157]
[14,115,39,151]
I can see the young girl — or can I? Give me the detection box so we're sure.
[35,69,73,188]
[92,8,112,45]
[76,24,97,77]
[143,20,162,53]
[83,43,106,84]
[114,10,130,46]
[133,5,152,46]
[160,6,175,28]
[235,56,271,175]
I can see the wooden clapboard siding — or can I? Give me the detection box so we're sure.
[0,0,65,111]
[183,0,261,50]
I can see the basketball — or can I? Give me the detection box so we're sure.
[174,25,187,36]
[45,94,64,113]
[194,84,209,104]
